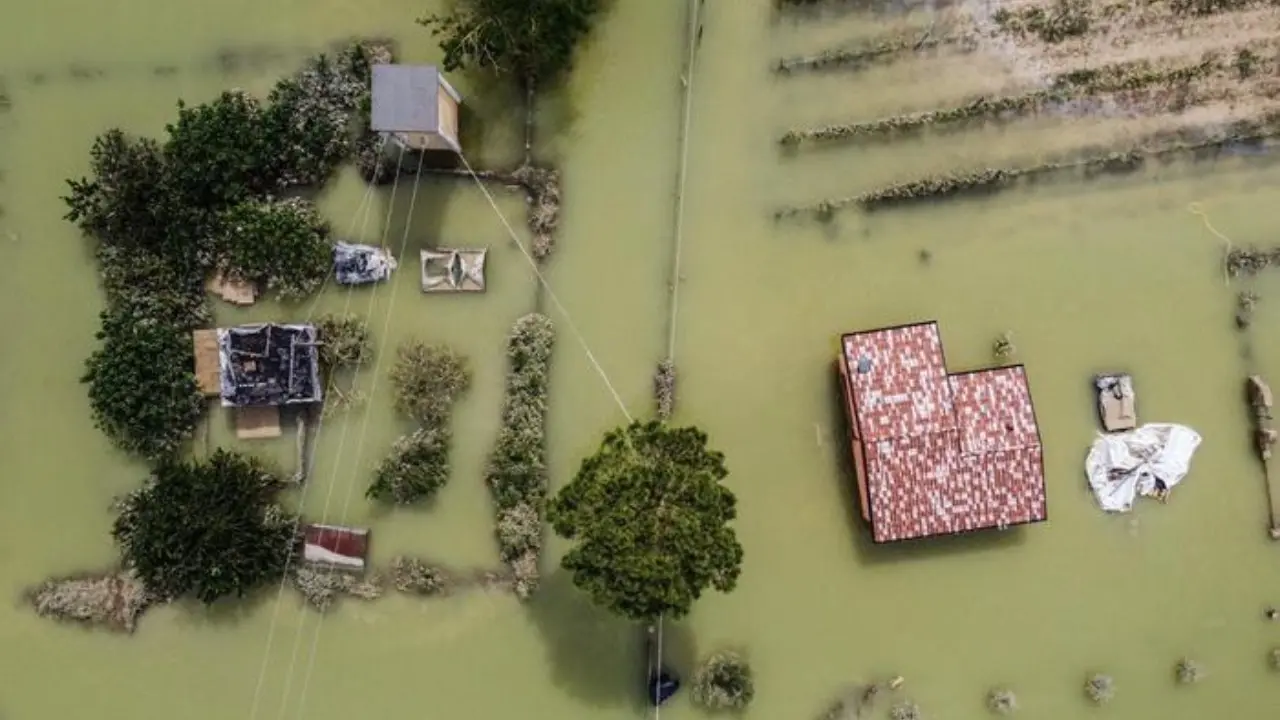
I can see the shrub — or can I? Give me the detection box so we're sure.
[214,197,331,301]
[390,341,472,424]
[82,310,205,461]
[1084,673,1114,704]
[890,700,921,720]
[1270,647,1280,670]
[1175,658,1206,685]
[390,556,452,595]
[692,651,755,711]
[315,314,371,370]
[987,688,1017,715]
[367,428,452,504]
[113,450,297,603]
[291,566,381,611]
[486,313,555,596]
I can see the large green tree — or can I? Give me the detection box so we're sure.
[113,450,298,604]
[548,421,743,621]
[419,0,603,90]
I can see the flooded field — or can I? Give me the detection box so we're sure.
[2,0,1280,718]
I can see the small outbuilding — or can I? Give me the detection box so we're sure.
[421,248,487,292]
[371,64,462,154]
[303,523,370,571]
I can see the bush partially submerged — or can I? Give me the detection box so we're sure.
[215,197,331,301]
[83,311,205,461]
[692,651,755,711]
[390,556,452,595]
[487,313,555,598]
[26,569,150,633]
[390,341,472,425]
[369,341,472,505]
[316,314,371,370]
[1084,673,1114,704]
[113,450,298,604]
[367,428,452,504]
[987,688,1017,715]
[291,566,381,611]
[890,700,921,720]
[1175,658,1206,685]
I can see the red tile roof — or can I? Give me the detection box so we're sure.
[841,322,1046,543]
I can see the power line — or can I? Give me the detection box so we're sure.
[268,146,413,720]
[288,149,428,720]
[457,153,634,424]
[246,137,396,720]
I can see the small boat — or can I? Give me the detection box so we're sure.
[302,523,370,571]
[1095,373,1136,433]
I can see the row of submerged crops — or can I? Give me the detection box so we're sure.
[771,0,1280,218]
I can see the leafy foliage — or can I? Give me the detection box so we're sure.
[82,310,204,460]
[63,42,384,460]
[390,341,472,425]
[692,651,756,711]
[113,450,297,604]
[163,91,283,209]
[367,428,452,504]
[486,313,555,597]
[215,197,332,301]
[548,421,743,621]
[419,0,604,87]
[315,314,371,370]
[368,340,472,506]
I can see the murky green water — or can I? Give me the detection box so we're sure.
[3,0,1280,718]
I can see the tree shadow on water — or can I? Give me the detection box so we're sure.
[527,568,699,709]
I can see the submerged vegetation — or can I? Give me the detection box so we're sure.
[986,688,1018,715]
[26,570,150,633]
[1175,658,1207,685]
[114,450,297,605]
[368,342,472,505]
[692,652,756,711]
[487,313,555,598]
[548,420,743,621]
[1084,673,1115,704]
[64,41,387,461]
[292,566,382,611]
[779,54,1226,148]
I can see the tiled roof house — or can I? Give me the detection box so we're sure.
[836,321,1047,543]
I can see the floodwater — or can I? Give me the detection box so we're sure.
[2,0,1280,718]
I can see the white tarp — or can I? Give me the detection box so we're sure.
[1085,423,1202,512]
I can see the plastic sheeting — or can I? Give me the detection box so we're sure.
[1085,423,1202,512]
[334,242,397,285]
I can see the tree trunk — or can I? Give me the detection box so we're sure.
[523,78,536,166]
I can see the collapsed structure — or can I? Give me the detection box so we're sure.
[191,323,322,440]
[836,321,1047,543]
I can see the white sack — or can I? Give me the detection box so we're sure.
[1084,423,1202,513]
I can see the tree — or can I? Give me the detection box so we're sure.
[419,0,604,89]
[113,450,297,604]
[366,428,452,504]
[547,421,743,621]
[389,341,472,425]
[214,197,332,301]
[82,310,205,460]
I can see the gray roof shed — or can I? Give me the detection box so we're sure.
[370,64,461,134]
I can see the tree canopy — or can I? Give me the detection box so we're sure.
[419,0,604,88]
[113,450,297,604]
[547,421,743,621]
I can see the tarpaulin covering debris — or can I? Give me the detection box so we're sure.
[1085,423,1202,512]
[334,242,396,285]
